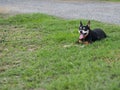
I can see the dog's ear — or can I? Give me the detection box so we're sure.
[87,20,90,27]
[80,21,83,27]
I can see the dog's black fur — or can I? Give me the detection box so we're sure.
[78,20,107,44]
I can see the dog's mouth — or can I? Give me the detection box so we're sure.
[79,33,87,40]
[79,34,84,39]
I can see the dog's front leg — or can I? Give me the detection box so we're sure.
[83,41,90,45]
[76,39,83,44]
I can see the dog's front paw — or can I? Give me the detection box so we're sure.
[76,39,83,44]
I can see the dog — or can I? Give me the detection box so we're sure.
[77,20,107,44]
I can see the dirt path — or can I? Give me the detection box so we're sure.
[0,0,120,24]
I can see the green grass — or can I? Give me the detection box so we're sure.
[0,13,120,90]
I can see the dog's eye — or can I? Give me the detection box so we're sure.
[83,27,85,30]
[79,26,82,30]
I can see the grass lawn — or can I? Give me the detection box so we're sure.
[0,13,120,90]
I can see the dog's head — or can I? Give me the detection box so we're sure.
[78,20,90,40]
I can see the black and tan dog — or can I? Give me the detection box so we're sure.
[77,20,106,44]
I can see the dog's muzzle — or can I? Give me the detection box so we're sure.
[79,34,84,40]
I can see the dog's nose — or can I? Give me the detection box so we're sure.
[80,31,82,33]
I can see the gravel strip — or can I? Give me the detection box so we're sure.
[0,0,120,24]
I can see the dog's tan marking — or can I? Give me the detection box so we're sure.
[83,41,89,45]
